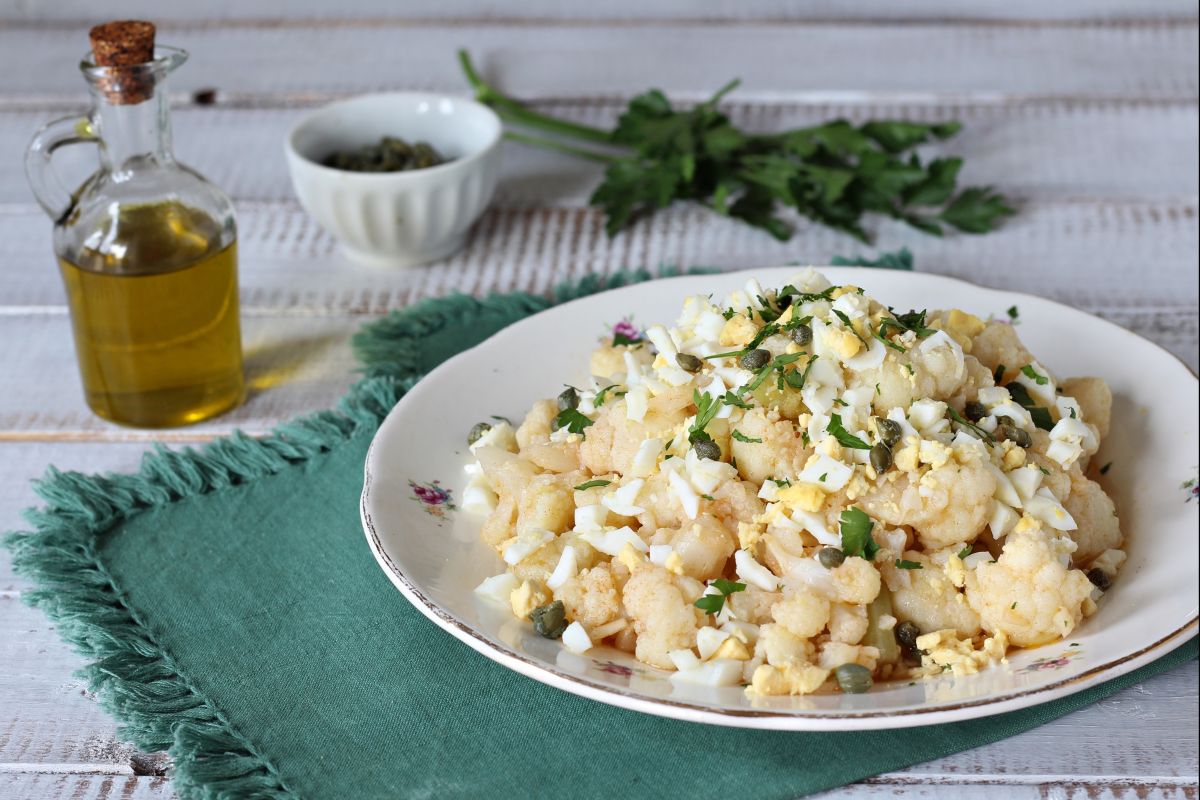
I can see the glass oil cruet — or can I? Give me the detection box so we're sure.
[25,20,244,427]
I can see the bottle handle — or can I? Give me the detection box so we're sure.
[25,115,97,223]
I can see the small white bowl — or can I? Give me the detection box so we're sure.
[285,92,502,267]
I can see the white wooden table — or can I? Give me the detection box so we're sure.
[1,3,1197,798]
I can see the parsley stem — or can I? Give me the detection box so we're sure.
[502,131,618,163]
[458,50,616,146]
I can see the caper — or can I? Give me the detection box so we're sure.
[834,663,874,694]
[997,423,1032,449]
[790,324,813,346]
[693,439,722,461]
[675,353,703,373]
[1086,568,1112,592]
[818,547,846,569]
[467,422,492,446]
[870,442,893,473]
[964,400,988,421]
[557,386,580,412]
[876,418,902,448]
[740,348,771,371]
[530,600,568,639]
[894,621,921,652]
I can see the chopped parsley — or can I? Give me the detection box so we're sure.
[554,408,594,435]
[879,308,936,339]
[839,507,879,561]
[574,479,611,491]
[732,430,762,444]
[745,352,805,393]
[688,390,722,445]
[1037,466,1051,476]
[1011,601,1018,610]
[947,406,994,443]
[831,309,869,346]
[1007,305,1020,323]
[904,363,916,376]
[1021,364,1049,386]
[700,493,715,501]
[1100,461,1113,475]
[826,414,872,450]
[1005,382,1055,431]
[489,415,513,425]
[721,391,754,410]
[894,559,923,570]
[994,364,1006,383]
[693,579,746,615]
[873,327,907,352]
[833,398,848,407]
[957,545,973,559]
[769,477,791,487]
[592,384,620,407]
[875,382,882,395]
[819,473,828,482]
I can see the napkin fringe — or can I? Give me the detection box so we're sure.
[5,375,398,800]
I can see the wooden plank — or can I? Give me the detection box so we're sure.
[0,23,1195,103]
[0,774,1195,800]
[1,200,1196,319]
[2,0,1196,24]
[3,101,1197,207]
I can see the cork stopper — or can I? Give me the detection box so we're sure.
[88,20,157,104]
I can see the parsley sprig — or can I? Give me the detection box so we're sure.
[826,414,872,450]
[693,579,746,615]
[554,408,595,435]
[839,507,879,561]
[460,51,1013,243]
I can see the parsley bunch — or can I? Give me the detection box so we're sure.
[460,50,1013,242]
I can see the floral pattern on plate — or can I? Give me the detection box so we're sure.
[409,479,456,521]
[1018,644,1085,673]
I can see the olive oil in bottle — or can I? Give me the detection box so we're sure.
[25,21,245,427]
[58,201,244,427]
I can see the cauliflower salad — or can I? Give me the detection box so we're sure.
[466,269,1123,696]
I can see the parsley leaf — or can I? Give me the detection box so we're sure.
[1021,364,1049,386]
[593,384,620,407]
[1005,382,1055,431]
[957,545,973,559]
[721,391,753,410]
[894,559,923,570]
[732,430,762,444]
[879,308,936,339]
[554,408,595,435]
[994,364,1007,383]
[826,414,872,450]
[840,507,879,561]
[1100,461,1113,475]
[574,479,611,491]
[688,390,722,445]
[693,579,746,614]
[1006,305,1020,323]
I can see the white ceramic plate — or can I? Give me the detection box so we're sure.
[361,267,1198,730]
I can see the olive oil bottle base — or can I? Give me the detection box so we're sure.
[58,204,245,428]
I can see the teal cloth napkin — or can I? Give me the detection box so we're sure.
[7,258,1196,800]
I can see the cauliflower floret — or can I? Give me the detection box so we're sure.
[726,586,781,624]
[1062,472,1122,565]
[590,345,632,380]
[828,602,870,644]
[817,641,880,671]
[515,399,556,449]
[622,566,703,669]
[556,562,621,629]
[755,622,816,667]
[881,552,981,638]
[516,474,576,535]
[729,408,810,484]
[578,393,688,476]
[664,516,736,581]
[829,556,882,605]
[971,320,1034,383]
[1060,376,1112,440]
[481,495,518,549]
[965,530,1094,647]
[771,588,831,639]
[861,460,996,550]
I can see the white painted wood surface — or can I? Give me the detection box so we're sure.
[0,4,1196,799]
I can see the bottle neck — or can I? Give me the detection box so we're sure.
[91,87,174,173]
